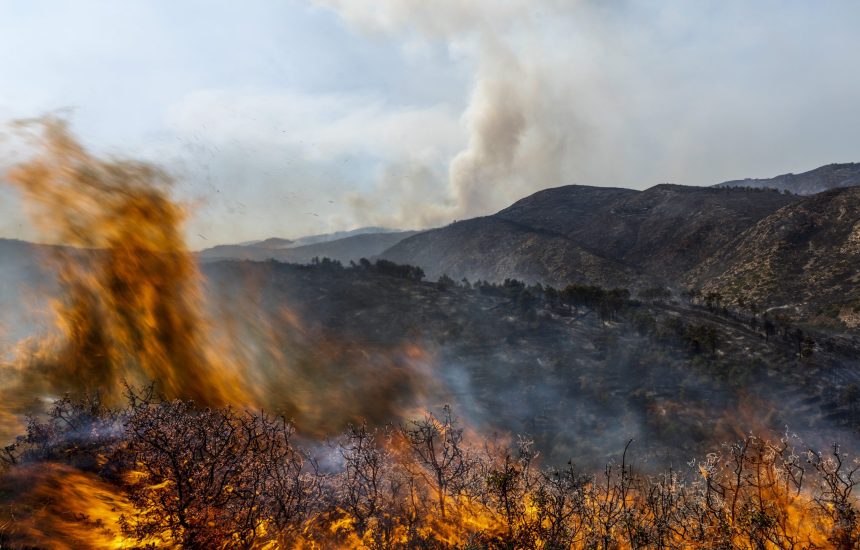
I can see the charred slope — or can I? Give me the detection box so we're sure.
[203,260,860,466]
[379,216,637,287]
[690,187,860,327]
[498,183,797,279]
[717,162,860,195]
[382,184,796,287]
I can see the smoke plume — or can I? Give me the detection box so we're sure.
[319,0,586,225]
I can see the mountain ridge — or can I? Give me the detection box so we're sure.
[198,229,419,264]
[715,162,860,195]
[381,183,798,287]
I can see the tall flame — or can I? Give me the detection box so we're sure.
[4,117,248,406]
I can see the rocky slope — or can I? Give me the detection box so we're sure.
[382,184,797,287]
[690,187,860,327]
[498,183,797,279]
[379,215,637,287]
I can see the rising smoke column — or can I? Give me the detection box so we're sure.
[320,0,584,225]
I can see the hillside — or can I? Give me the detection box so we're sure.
[379,215,637,287]
[717,162,860,195]
[382,184,797,287]
[498,183,797,279]
[690,187,860,327]
[202,260,860,466]
[198,229,418,264]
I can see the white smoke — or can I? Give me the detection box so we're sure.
[316,0,860,231]
[315,1,600,225]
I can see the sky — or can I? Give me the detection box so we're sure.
[0,0,858,249]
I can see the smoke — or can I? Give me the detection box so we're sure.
[316,0,860,231]
[0,119,449,440]
[448,33,573,218]
[315,0,594,225]
[343,161,453,229]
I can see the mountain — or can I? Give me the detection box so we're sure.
[690,187,860,327]
[198,229,419,264]
[287,226,401,248]
[382,184,797,287]
[380,215,638,288]
[716,163,860,195]
[251,237,294,249]
[208,227,401,254]
[498,183,797,279]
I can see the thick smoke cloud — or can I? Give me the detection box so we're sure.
[317,0,860,229]
[318,0,581,223]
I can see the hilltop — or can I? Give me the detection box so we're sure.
[716,162,860,194]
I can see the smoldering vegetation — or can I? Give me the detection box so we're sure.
[201,259,860,468]
[4,244,860,547]
[5,251,860,467]
[2,390,860,548]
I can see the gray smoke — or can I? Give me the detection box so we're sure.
[318,0,585,225]
[318,0,860,230]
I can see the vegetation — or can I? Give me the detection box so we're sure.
[4,257,854,547]
[2,392,859,548]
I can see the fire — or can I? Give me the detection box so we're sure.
[0,119,858,547]
[3,117,249,407]
[1,394,859,547]
[0,463,166,549]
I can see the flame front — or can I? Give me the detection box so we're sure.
[0,463,162,549]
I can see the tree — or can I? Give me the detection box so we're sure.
[401,405,471,520]
[436,274,455,291]
[120,401,304,548]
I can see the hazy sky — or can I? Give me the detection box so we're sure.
[1,0,858,248]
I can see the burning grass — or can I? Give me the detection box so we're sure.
[1,392,860,548]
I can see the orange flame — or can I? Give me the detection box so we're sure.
[0,463,168,549]
[3,116,249,407]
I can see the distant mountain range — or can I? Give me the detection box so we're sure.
[715,162,860,195]
[198,227,418,264]
[234,227,398,249]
